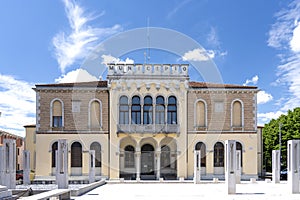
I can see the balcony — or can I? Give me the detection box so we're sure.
[117,124,180,134]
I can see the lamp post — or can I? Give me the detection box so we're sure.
[279,123,282,167]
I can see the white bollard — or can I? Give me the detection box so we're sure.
[225,140,236,194]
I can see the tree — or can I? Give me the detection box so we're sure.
[263,107,300,171]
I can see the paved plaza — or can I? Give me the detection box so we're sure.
[73,181,300,200]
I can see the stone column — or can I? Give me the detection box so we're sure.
[156,149,161,180]
[56,139,68,189]
[3,139,16,189]
[288,140,300,193]
[23,150,30,185]
[136,151,141,180]
[225,140,236,194]
[89,150,95,183]
[194,150,201,184]
[272,150,280,184]
[0,145,5,186]
[236,150,241,184]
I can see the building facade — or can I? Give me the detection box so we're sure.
[33,64,258,180]
[0,130,24,171]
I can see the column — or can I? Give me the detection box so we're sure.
[236,150,241,184]
[0,145,5,186]
[288,140,300,193]
[89,150,95,183]
[156,148,161,180]
[272,150,280,184]
[23,150,30,185]
[194,150,201,184]
[136,146,141,180]
[3,139,16,189]
[225,140,236,194]
[56,139,68,189]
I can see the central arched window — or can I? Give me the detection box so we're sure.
[131,96,141,124]
[232,100,243,127]
[214,142,224,167]
[124,145,135,168]
[51,99,63,127]
[71,142,82,167]
[143,96,153,124]
[90,100,101,128]
[156,96,165,124]
[196,100,206,127]
[119,96,129,124]
[167,96,177,124]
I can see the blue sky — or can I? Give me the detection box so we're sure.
[0,0,299,136]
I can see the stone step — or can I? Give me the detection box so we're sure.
[0,185,8,192]
[0,190,12,199]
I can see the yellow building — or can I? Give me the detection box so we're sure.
[31,64,258,180]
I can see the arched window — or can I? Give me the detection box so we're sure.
[90,100,101,128]
[51,142,58,167]
[90,142,101,167]
[131,96,141,124]
[195,142,206,167]
[71,142,82,167]
[232,100,243,127]
[161,145,171,168]
[52,100,63,127]
[143,96,153,124]
[236,142,243,167]
[119,96,129,124]
[155,96,165,124]
[167,96,177,124]
[124,145,135,168]
[214,142,224,167]
[196,100,206,127]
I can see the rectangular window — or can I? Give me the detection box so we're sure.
[53,116,62,127]
[125,152,135,168]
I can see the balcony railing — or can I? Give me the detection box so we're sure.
[117,124,180,134]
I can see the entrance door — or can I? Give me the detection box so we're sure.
[141,144,155,178]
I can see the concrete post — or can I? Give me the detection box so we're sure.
[3,139,16,189]
[225,140,236,194]
[156,150,161,180]
[194,150,201,184]
[89,150,95,183]
[56,139,68,189]
[272,150,280,183]
[236,150,241,184]
[136,151,141,180]
[0,145,5,186]
[288,140,300,193]
[23,150,30,185]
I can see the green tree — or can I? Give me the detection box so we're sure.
[263,107,300,171]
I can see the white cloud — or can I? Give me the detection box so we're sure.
[55,68,98,83]
[257,90,273,104]
[257,111,285,125]
[182,48,212,62]
[52,0,122,73]
[101,55,134,64]
[167,0,192,19]
[0,74,36,136]
[243,75,259,86]
[290,21,300,52]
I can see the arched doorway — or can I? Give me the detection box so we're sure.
[141,144,155,179]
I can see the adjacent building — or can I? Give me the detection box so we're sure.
[0,130,24,171]
[32,63,259,180]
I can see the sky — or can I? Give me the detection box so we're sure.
[0,0,300,136]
